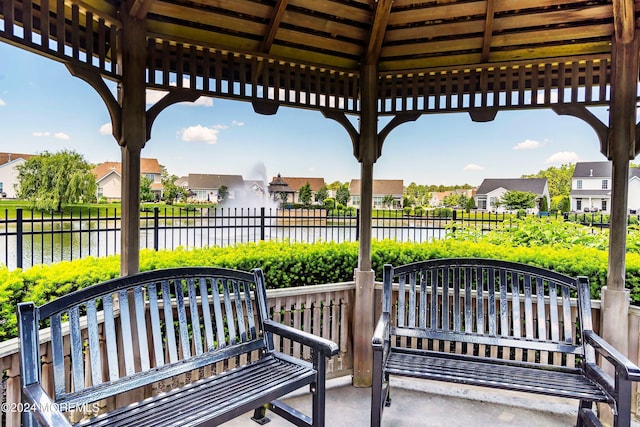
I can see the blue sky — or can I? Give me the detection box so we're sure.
[0,41,618,187]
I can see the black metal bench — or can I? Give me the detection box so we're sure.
[18,266,339,427]
[371,258,640,427]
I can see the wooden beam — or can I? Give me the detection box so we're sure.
[365,0,393,65]
[481,0,495,62]
[261,0,288,53]
[129,0,155,19]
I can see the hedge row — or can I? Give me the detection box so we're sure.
[1,239,639,341]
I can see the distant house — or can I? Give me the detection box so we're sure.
[429,189,476,207]
[349,179,404,209]
[177,174,245,203]
[0,153,36,198]
[570,161,640,213]
[475,178,549,213]
[92,158,163,201]
[268,175,326,204]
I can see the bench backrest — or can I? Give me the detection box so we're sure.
[18,267,271,407]
[382,258,595,367]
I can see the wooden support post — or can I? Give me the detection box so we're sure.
[352,63,377,387]
[119,6,147,276]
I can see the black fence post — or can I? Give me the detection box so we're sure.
[153,207,160,251]
[260,207,265,241]
[16,208,23,269]
[355,209,360,241]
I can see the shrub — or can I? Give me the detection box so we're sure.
[2,234,640,340]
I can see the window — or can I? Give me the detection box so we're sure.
[576,199,582,210]
[602,180,608,190]
[489,197,497,207]
[577,180,582,189]
[351,196,360,206]
[602,200,607,211]
[145,173,155,181]
[97,187,104,198]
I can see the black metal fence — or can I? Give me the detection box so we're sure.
[0,207,512,270]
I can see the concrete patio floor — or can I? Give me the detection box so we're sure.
[221,375,615,427]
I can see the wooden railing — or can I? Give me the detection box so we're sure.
[1,281,639,426]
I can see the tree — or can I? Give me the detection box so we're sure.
[464,196,476,213]
[539,195,549,212]
[217,185,229,203]
[298,182,312,206]
[522,163,574,199]
[442,193,460,208]
[499,190,537,210]
[140,176,154,202]
[315,186,328,203]
[381,194,395,209]
[162,172,186,205]
[16,150,97,212]
[335,184,350,206]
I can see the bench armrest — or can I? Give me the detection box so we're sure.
[22,383,72,427]
[263,319,339,357]
[583,330,640,381]
[372,313,390,349]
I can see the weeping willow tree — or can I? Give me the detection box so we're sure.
[16,150,97,212]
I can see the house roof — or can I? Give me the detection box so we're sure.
[271,177,326,192]
[476,178,547,196]
[0,153,35,164]
[184,174,245,190]
[570,189,611,197]
[92,158,162,180]
[349,179,404,196]
[573,161,640,179]
[573,162,612,178]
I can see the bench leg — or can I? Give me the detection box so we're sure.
[576,400,600,427]
[371,351,387,427]
[251,405,271,425]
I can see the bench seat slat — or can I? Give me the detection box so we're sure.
[390,326,583,355]
[386,349,607,402]
[55,339,266,407]
[77,355,316,427]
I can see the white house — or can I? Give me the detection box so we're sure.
[475,178,549,214]
[570,161,640,213]
[0,158,26,198]
[0,153,36,198]
[93,158,163,201]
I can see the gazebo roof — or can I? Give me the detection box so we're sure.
[2,0,632,116]
[97,0,620,73]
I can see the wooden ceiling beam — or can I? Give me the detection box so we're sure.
[261,0,288,53]
[129,0,155,19]
[366,0,394,65]
[481,0,495,62]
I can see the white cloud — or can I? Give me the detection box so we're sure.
[545,151,580,164]
[146,89,167,105]
[180,125,220,144]
[232,120,244,127]
[193,96,213,107]
[0,98,6,106]
[513,139,543,150]
[145,80,213,107]
[33,131,51,137]
[99,123,112,135]
[464,163,485,171]
[54,132,70,140]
